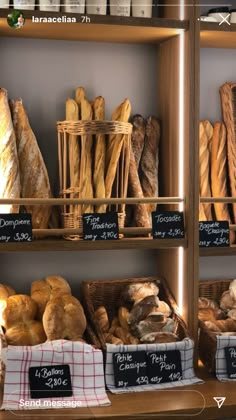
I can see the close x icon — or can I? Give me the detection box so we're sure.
[218,13,231,25]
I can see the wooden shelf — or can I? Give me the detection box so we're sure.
[200,22,236,48]
[0,9,188,44]
[0,237,186,253]
[200,245,236,256]
[0,366,236,419]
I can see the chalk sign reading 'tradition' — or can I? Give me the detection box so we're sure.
[83,212,119,241]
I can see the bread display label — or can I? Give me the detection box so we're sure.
[199,221,229,247]
[225,346,236,379]
[83,212,119,241]
[146,350,182,384]
[151,211,184,239]
[0,213,32,243]
[113,351,147,388]
[29,364,72,399]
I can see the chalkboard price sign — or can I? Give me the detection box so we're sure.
[29,364,73,399]
[113,351,147,388]
[152,211,184,239]
[0,213,32,243]
[146,350,182,384]
[199,221,229,247]
[225,346,236,379]
[83,212,119,241]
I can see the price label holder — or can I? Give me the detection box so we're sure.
[151,211,184,239]
[199,221,229,247]
[146,350,182,384]
[225,346,236,379]
[113,351,147,388]
[29,364,73,399]
[83,212,119,241]
[0,213,32,243]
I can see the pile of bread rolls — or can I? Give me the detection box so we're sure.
[198,279,236,333]
[0,276,87,346]
[94,281,179,345]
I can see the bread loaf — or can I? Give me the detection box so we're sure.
[3,295,37,329]
[118,306,130,330]
[94,306,109,333]
[5,320,46,346]
[199,120,213,220]
[123,281,159,304]
[12,99,52,229]
[93,96,106,213]
[130,115,146,166]
[80,98,94,213]
[205,318,236,333]
[211,122,234,243]
[0,88,20,213]
[104,332,123,345]
[140,332,178,343]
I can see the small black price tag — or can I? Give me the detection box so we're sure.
[225,346,236,379]
[113,351,148,388]
[151,211,184,239]
[29,364,72,399]
[83,212,119,241]
[0,213,32,243]
[199,221,229,247]
[146,350,182,384]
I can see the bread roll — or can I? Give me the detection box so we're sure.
[136,317,167,339]
[0,284,15,302]
[156,300,171,317]
[198,297,219,310]
[0,88,20,213]
[3,295,37,329]
[220,290,236,311]
[118,306,130,331]
[199,120,213,220]
[42,294,87,340]
[12,99,52,229]
[80,98,93,213]
[105,332,123,345]
[123,281,159,304]
[229,279,236,300]
[114,327,139,345]
[109,316,120,334]
[129,295,159,334]
[140,332,178,344]
[94,306,109,333]
[5,320,46,346]
[93,96,106,213]
[205,318,236,333]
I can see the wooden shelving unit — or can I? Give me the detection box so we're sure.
[200,21,236,48]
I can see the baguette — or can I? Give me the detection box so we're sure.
[0,88,20,213]
[75,87,86,114]
[211,121,234,243]
[93,96,106,213]
[12,99,51,228]
[80,98,94,213]
[199,120,213,220]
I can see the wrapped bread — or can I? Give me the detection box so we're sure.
[0,88,20,213]
[5,320,46,346]
[12,99,52,229]
[42,294,87,340]
[199,120,213,220]
[31,275,71,320]
[93,96,106,213]
[94,306,109,333]
[3,295,37,329]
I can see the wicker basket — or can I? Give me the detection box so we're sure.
[198,279,233,373]
[57,120,132,240]
[81,276,189,352]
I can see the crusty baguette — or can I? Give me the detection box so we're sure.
[0,88,20,213]
[12,99,52,228]
[199,120,213,220]
[105,99,131,201]
[66,99,80,215]
[80,98,93,213]
[211,121,234,243]
[75,87,86,114]
[93,96,106,213]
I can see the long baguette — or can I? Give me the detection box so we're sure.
[199,120,213,220]
[0,88,20,213]
[211,121,235,243]
[80,98,93,213]
[105,99,131,201]
[93,96,106,213]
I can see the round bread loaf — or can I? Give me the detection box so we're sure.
[42,294,87,340]
[123,282,159,304]
[5,320,46,346]
[3,294,37,328]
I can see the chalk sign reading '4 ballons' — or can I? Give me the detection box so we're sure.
[83,212,119,241]
[113,350,183,388]
[0,213,32,243]
[152,211,184,239]
[199,221,229,247]
[29,364,73,399]
[225,347,236,379]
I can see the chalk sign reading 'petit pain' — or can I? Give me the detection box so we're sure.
[0,213,32,243]
[83,212,119,241]
[151,211,184,239]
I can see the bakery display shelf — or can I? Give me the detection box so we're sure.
[0,366,236,420]
[200,22,236,48]
[0,9,188,44]
[200,245,236,256]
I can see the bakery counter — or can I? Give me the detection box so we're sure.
[1,366,236,420]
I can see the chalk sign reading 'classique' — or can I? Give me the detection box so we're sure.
[199,221,229,247]
[83,212,119,241]
[29,364,72,399]
[0,213,32,243]
[152,211,184,239]
[225,346,236,379]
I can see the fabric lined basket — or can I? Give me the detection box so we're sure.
[81,276,189,353]
[198,279,233,373]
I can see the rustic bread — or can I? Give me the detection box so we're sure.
[5,320,46,346]
[93,96,106,213]
[199,120,213,220]
[3,295,37,329]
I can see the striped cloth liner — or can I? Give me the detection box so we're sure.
[105,338,203,393]
[1,339,110,410]
[216,335,236,381]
